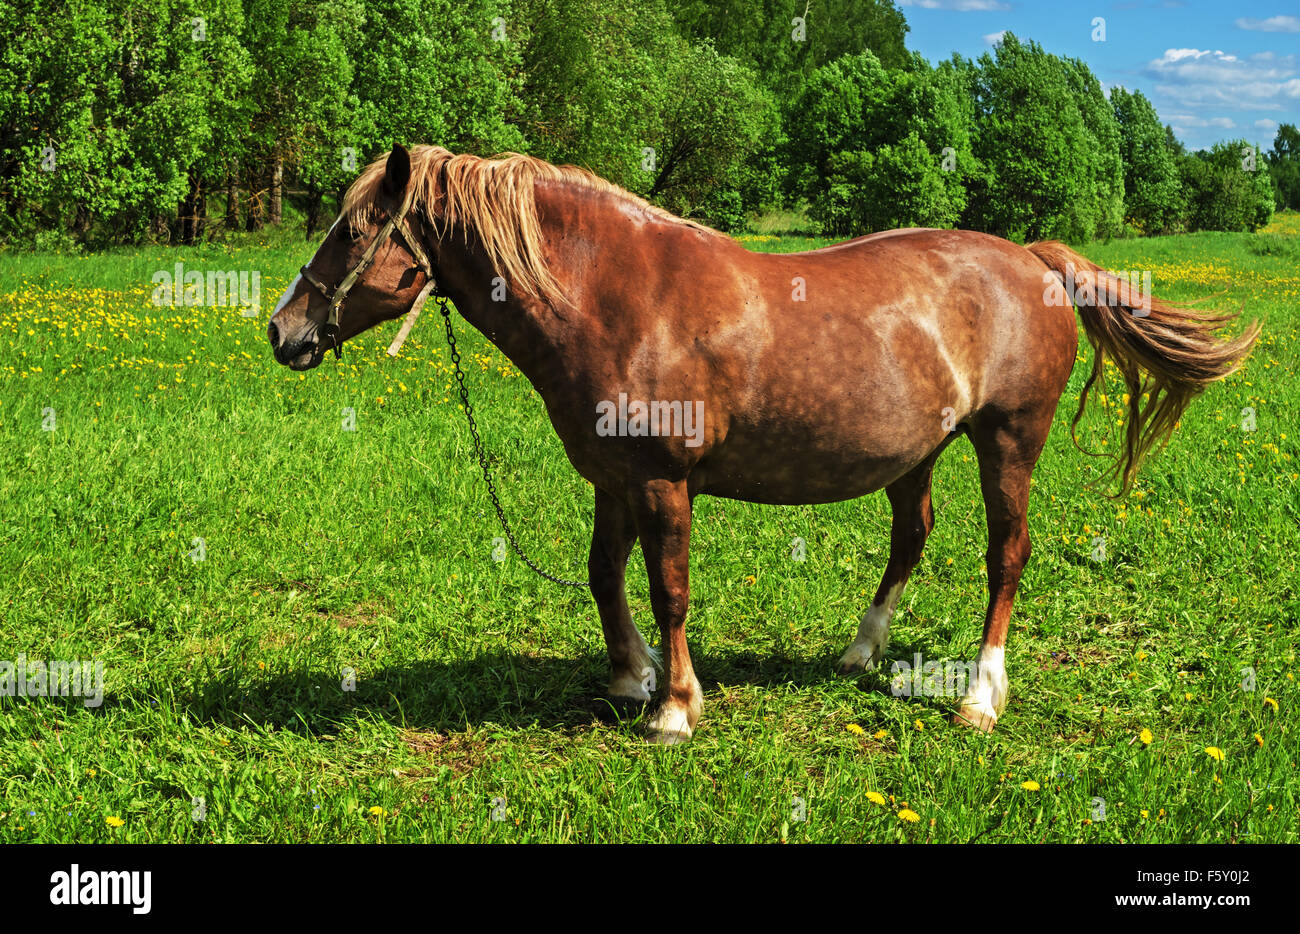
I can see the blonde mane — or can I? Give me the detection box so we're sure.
[340,145,714,305]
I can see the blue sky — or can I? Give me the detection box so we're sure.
[898,0,1300,152]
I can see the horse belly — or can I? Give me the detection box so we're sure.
[692,427,936,505]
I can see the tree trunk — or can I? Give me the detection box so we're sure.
[245,163,263,232]
[72,201,91,237]
[269,155,283,225]
[305,186,324,238]
[178,172,201,245]
[196,179,207,242]
[225,164,238,231]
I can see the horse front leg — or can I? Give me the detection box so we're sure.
[631,479,700,745]
[589,486,659,704]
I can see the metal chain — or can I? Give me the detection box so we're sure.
[438,297,590,588]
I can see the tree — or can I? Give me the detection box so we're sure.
[1110,86,1184,234]
[785,51,975,235]
[1266,123,1300,211]
[963,34,1123,243]
[517,0,778,228]
[1181,141,1275,232]
[669,0,912,87]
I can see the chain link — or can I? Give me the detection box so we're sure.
[438,297,590,588]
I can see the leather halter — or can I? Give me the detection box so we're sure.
[299,196,437,358]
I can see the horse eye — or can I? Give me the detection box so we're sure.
[340,225,362,242]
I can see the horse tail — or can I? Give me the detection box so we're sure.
[1027,240,1260,496]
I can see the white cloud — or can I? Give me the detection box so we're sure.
[1236,15,1300,33]
[1165,113,1237,129]
[1255,118,1279,130]
[983,30,1009,46]
[1144,48,1300,110]
[900,0,1011,10]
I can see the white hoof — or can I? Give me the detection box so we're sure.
[837,586,900,675]
[645,704,694,744]
[608,639,661,702]
[954,645,1007,731]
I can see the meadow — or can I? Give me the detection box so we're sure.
[0,216,1295,843]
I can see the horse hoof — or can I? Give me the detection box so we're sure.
[951,706,998,733]
[835,645,880,676]
[646,729,692,746]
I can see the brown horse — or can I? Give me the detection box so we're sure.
[267,144,1258,743]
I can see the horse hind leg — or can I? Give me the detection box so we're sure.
[954,409,1053,732]
[837,456,937,676]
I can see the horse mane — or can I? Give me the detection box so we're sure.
[341,145,715,305]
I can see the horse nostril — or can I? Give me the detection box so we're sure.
[267,320,279,347]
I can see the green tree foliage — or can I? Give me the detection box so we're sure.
[963,34,1123,243]
[0,0,251,245]
[1266,123,1300,211]
[1180,140,1275,233]
[786,51,974,235]
[669,0,911,87]
[1110,86,1184,234]
[0,1,1286,246]
[517,0,778,229]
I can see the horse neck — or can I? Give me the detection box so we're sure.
[429,187,595,393]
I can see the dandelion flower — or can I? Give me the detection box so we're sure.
[1254,733,1264,747]
[368,806,387,817]
[898,808,920,823]
[1021,780,1040,791]
[914,719,924,731]
[1205,746,1225,762]
[105,816,124,828]
[874,729,888,740]
[1139,728,1153,745]
[1263,697,1278,712]
[866,791,886,806]
[846,723,864,736]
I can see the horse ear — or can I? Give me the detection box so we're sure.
[382,143,411,199]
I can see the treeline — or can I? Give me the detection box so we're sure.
[2,0,1295,250]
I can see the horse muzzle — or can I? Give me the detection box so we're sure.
[268,319,325,370]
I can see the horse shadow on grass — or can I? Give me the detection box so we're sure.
[150,635,958,739]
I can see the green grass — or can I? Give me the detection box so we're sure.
[0,219,1296,843]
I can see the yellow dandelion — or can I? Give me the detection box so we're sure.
[914,719,924,731]
[874,729,888,740]
[1021,780,1040,791]
[1139,728,1153,745]
[1263,697,1278,712]
[1205,746,1225,762]
[1140,809,1149,818]
[846,723,865,736]
[866,791,886,806]
[368,806,387,817]
[898,808,920,823]
[105,816,124,828]
[1254,733,1264,747]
